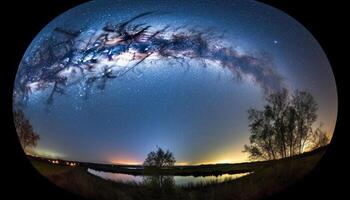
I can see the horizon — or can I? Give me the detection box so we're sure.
[26,144,327,166]
[15,0,337,165]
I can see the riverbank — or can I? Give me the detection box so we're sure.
[29,146,327,200]
[29,146,326,176]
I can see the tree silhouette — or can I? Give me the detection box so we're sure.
[13,109,40,150]
[310,124,329,150]
[244,89,327,160]
[143,147,176,168]
[292,90,318,154]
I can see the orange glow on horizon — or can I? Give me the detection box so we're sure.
[193,152,249,165]
[108,153,249,166]
[110,159,142,165]
[214,159,233,164]
[109,150,249,166]
[175,162,189,166]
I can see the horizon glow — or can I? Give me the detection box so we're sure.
[14,0,337,165]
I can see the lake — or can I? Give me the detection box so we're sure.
[87,168,251,186]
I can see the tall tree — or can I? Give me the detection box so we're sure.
[292,90,318,153]
[266,88,289,158]
[285,106,297,156]
[244,89,325,160]
[244,105,277,160]
[13,109,40,150]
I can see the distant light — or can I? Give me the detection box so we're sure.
[175,162,189,166]
[214,159,232,164]
[273,40,278,44]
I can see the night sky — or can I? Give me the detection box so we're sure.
[14,0,337,165]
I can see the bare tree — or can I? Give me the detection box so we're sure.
[266,88,289,158]
[292,90,318,153]
[310,124,329,150]
[143,147,176,168]
[244,106,277,160]
[13,109,40,150]
[244,89,326,161]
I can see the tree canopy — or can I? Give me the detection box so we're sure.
[13,109,40,150]
[244,89,328,160]
[143,147,176,168]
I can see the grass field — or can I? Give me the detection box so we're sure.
[30,146,327,200]
[31,160,73,176]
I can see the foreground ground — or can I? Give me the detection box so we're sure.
[30,147,327,200]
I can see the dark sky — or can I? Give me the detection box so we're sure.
[16,0,337,164]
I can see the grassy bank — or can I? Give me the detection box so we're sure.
[30,146,327,200]
[86,161,261,176]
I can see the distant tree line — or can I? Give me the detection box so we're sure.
[244,89,329,160]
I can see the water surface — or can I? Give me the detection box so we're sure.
[87,168,251,186]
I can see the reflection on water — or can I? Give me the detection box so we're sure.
[87,168,250,186]
[87,169,143,183]
[174,173,250,186]
[142,175,175,190]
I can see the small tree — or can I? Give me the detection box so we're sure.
[143,147,176,168]
[310,124,329,150]
[13,109,40,150]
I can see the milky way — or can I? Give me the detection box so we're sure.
[14,11,283,106]
[13,0,337,164]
